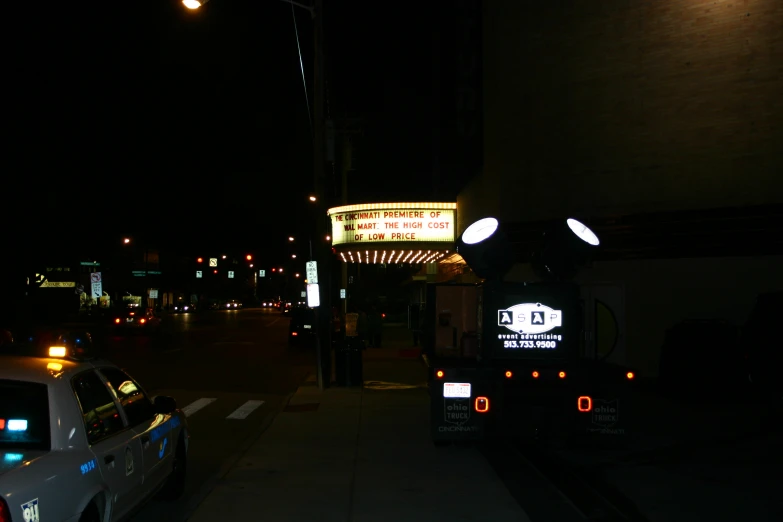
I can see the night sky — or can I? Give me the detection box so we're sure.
[7,0,438,264]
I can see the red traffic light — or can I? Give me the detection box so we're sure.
[197,257,203,263]
[246,254,252,261]
[213,270,218,274]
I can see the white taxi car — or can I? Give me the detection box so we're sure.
[0,333,189,522]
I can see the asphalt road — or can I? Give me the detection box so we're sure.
[100,308,313,522]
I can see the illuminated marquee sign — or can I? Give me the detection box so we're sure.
[497,303,564,351]
[328,203,456,247]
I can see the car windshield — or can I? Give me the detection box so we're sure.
[0,379,51,451]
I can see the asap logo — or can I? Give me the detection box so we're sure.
[497,303,563,334]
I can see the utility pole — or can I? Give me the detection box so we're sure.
[313,0,330,391]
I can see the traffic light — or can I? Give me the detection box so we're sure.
[213,269,218,274]
[246,254,252,261]
[197,257,203,263]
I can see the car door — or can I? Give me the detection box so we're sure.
[71,370,144,521]
[98,367,173,493]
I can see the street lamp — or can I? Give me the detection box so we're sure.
[123,238,130,244]
[182,0,209,9]
[184,0,329,391]
[292,254,297,259]
[289,237,295,242]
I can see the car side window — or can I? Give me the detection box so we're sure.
[71,371,125,445]
[99,367,155,428]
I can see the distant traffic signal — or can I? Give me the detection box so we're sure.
[246,254,252,261]
[197,257,203,263]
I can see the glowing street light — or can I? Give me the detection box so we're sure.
[295,273,300,278]
[222,255,227,259]
[197,257,203,263]
[249,264,254,268]
[288,237,295,242]
[246,254,252,261]
[325,235,331,241]
[279,268,284,273]
[182,0,209,9]
[309,195,317,202]
[123,238,131,244]
[292,254,297,259]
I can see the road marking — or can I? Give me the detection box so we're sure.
[182,398,217,417]
[226,400,265,420]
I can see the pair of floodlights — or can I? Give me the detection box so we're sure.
[456,217,600,281]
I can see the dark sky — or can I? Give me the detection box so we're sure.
[7,0,439,264]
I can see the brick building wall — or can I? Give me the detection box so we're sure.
[467,0,782,226]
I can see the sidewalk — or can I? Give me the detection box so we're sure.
[555,385,783,522]
[188,327,530,522]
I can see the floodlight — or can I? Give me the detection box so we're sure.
[456,217,514,280]
[531,218,600,281]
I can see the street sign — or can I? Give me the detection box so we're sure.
[90,272,101,283]
[91,282,102,299]
[80,261,100,266]
[306,261,318,284]
[340,288,346,299]
[149,289,159,298]
[306,283,320,307]
[209,258,218,267]
[40,281,76,288]
[259,270,266,277]
[196,271,202,278]
[228,271,234,279]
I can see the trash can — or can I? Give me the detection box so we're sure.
[336,337,364,387]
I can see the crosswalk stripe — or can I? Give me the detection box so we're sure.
[182,398,217,417]
[226,400,265,420]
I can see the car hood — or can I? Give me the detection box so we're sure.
[0,449,48,476]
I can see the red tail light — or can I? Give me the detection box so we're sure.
[558,371,566,379]
[504,370,513,379]
[578,396,592,412]
[435,370,444,379]
[475,397,490,412]
[531,371,539,378]
[291,332,298,336]
[139,318,146,324]
[0,498,11,522]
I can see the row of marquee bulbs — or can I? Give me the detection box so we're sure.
[197,255,253,262]
[338,250,448,264]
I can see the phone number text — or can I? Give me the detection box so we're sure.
[503,340,558,349]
